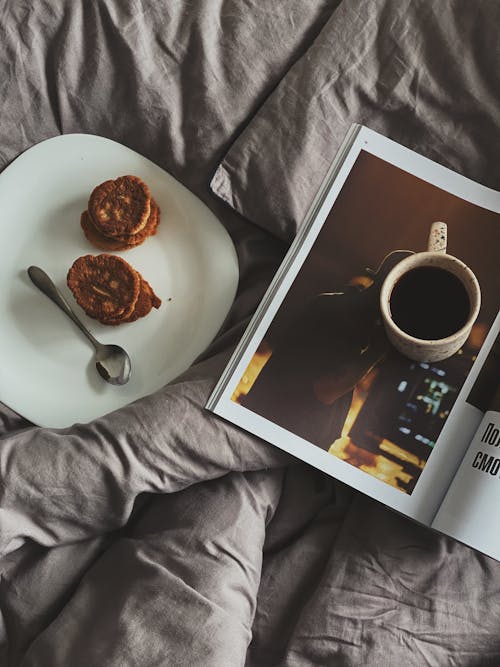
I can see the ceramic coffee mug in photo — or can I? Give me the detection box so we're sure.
[380,222,481,362]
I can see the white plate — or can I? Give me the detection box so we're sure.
[0,134,239,428]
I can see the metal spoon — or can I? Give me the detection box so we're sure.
[27,265,131,385]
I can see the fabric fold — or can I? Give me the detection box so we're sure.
[0,352,289,558]
[19,471,284,667]
[211,0,500,241]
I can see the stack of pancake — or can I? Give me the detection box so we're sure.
[81,175,160,250]
[67,254,161,326]
[67,174,162,326]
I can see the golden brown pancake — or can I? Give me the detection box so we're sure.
[67,254,140,322]
[80,211,138,251]
[88,175,151,237]
[112,198,160,244]
[80,200,160,251]
[101,277,161,325]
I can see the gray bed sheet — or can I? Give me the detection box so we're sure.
[1,1,499,665]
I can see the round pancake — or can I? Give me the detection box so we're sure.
[104,198,160,244]
[109,199,160,244]
[67,254,140,321]
[80,201,160,251]
[101,277,161,325]
[80,205,158,251]
[80,211,138,251]
[88,175,151,236]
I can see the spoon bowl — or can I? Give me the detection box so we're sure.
[95,343,132,385]
[27,265,132,385]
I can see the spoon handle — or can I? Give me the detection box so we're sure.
[27,266,101,350]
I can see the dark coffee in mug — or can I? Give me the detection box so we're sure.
[389,266,471,340]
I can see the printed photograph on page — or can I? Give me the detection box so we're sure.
[231,151,500,495]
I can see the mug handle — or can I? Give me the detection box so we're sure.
[428,221,447,253]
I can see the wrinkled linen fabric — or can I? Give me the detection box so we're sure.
[1,1,500,666]
[212,0,500,241]
[0,1,338,664]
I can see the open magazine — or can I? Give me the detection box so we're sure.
[207,125,500,560]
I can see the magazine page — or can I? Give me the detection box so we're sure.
[208,126,500,526]
[432,333,500,559]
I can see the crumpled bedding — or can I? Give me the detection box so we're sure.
[1,1,499,665]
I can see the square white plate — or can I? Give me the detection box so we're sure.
[0,134,238,427]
